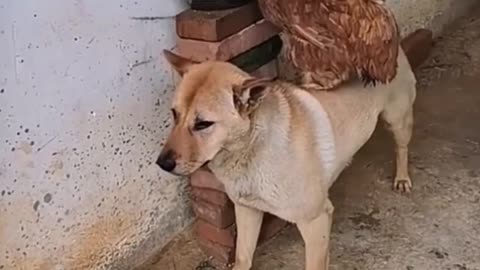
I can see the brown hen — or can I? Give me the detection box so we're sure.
[257,0,400,90]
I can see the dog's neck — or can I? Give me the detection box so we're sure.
[208,82,340,187]
[208,88,284,182]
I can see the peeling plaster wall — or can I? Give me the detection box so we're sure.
[0,0,478,269]
[0,0,191,269]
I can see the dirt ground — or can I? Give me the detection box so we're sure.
[146,7,480,270]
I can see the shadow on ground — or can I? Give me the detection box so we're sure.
[145,7,480,270]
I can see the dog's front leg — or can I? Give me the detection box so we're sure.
[297,199,334,270]
[232,204,264,270]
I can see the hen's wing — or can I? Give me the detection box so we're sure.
[345,0,400,85]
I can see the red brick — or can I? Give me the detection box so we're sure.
[251,59,279,78]
[190,167,225,192]
[198,237,235,264]
[191,187,230,207]
[196,219,236,247]
[401,29,433,69]
[177,19,280,62]
[176,2,263,42]
[259,214,288,243]
[192,199,235,229]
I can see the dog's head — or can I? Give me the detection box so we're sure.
[156,50,275,176]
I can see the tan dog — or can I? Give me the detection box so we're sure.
[157,48,416,270]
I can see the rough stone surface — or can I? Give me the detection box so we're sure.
[198,238,235,265]
[145,6,480,270]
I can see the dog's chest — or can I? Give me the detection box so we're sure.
[223,174,277,211]
[218,164,320,220]
[211,151,285,212]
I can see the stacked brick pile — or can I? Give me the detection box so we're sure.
[176,2,282,75]
[174,2,288,267]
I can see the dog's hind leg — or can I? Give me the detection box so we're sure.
[232,204,264,270]
[297,199,334,270]
[382,107,414,192]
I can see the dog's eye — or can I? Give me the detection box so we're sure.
[193,121,214,131]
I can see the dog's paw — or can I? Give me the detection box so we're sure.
[393,178,412,193]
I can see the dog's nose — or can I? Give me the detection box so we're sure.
[156,150,176,172]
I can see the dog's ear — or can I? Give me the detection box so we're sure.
[163,49,198,76]
[233,77,275,115]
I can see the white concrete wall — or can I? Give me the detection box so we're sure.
[0,0,192,269]
[0,0,477,269]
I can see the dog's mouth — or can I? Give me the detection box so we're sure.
[168,160,211,177]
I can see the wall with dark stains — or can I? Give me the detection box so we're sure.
[0,0,192,269]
